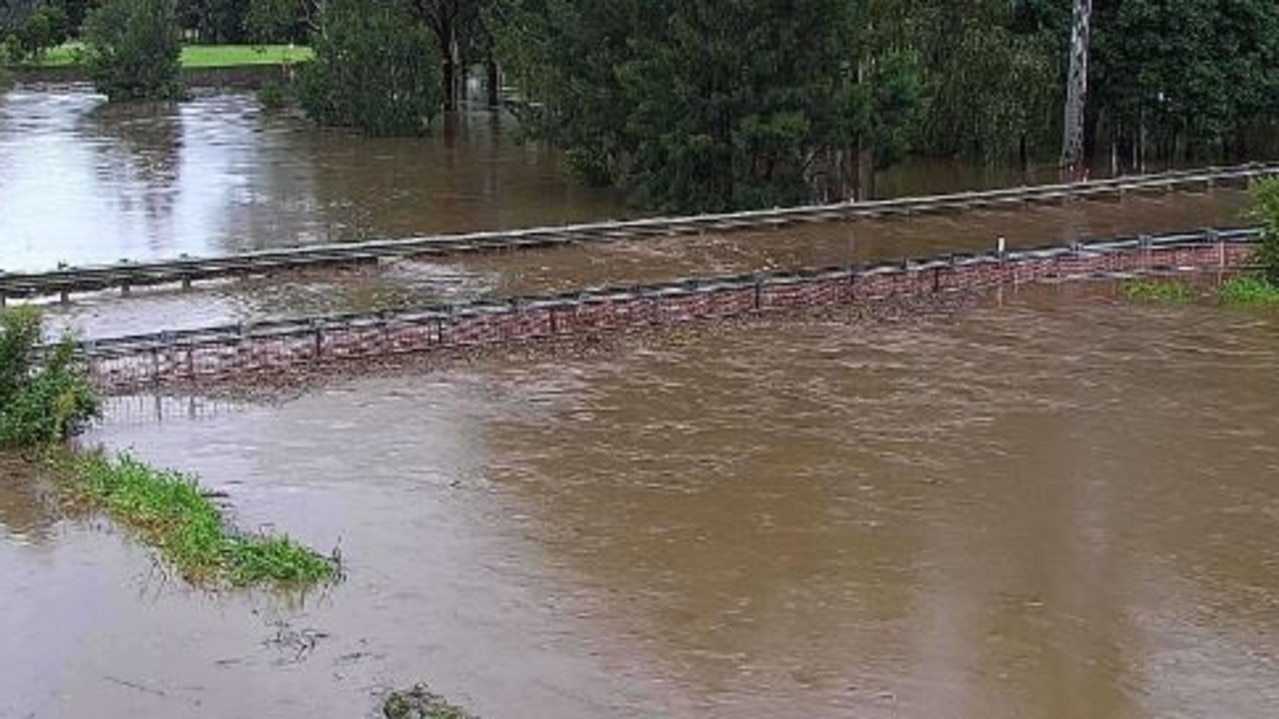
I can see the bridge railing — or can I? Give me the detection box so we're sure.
[3,162,1276,302]
[69,226,1260,392]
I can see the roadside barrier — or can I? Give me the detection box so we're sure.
[72,227,1259,392]
[3,162,1274,303]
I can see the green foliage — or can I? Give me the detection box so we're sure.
[178,0,253,44]
[297,0,442,136]
[1122,279,1197,303]
[1218,276,1279,306]
[503,0,920,212]
[915,1,1061,160]
[255,75,291,109]
[2,34,21,64]
[383,685,478,719]
[1247,178,1279,283]
[71,452,340,587]
[9,5,71,62]
[1093,0,1279,161]
[0,308,100,448]
[82,0,184,102]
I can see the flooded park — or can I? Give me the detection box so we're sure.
[4,84,1279,719]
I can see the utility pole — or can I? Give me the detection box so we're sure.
[1061,0,1092,177]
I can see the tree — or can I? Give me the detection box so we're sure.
[1061,0,1092,174]
[297,0,443,136]
[82,0,183,102]
[15,4,69,60]
[178,0,252,43]
[1091,0,1279,166]
[499,0,923,212]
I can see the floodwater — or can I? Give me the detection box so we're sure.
[0,84,624,273]
[5,84,1279,719]
[0,84,1255,340]
[5,286,1279,718]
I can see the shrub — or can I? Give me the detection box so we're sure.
[0,308,100,448]
[297,0,442,136]
[1218,276,1279,306]
[82,0,183,102]
[2,34,23,64]
[1247,177,1279,284]
[256,76,291,110]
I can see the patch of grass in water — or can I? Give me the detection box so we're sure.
[383,685,478,719]
[66,452,339,588]
[1121,279,1197,303]
[1218,276,1279,306]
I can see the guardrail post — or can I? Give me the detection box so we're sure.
[311,319,323,360]
[1139,234,1152,273]
[1207,229,1224,269]
[754,277,763,310]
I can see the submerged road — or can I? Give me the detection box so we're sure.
[3,162,1274,303]
[37,185,1253,340]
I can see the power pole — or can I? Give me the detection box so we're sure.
[1061,0,1092,177]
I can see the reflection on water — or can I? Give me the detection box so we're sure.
[5,286,1279,717]
[0,454,58,546]
[0,84,625,273]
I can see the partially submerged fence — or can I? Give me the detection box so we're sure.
[4,162,1276,303]
[76,227,1259,392]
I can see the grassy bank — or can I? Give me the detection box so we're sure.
[64,452,339,588]
[1121,275,1279,307]
[17,43,312,69]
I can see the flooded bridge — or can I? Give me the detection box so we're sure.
[74,227,1257,392]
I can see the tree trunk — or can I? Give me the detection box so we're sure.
[486,57,501,108]
[1061,0,1093,177]
[443,25,461,111]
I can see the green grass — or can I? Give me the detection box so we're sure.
[16,42,312,69]
[1121,279,1198,303]
[67,452,339,588]
[180,44,313,68]
[1218,275,1279,306]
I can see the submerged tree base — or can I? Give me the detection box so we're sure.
[59,452,340,588]
[382,686,478,719]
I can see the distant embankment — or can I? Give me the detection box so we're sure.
[71,227,1257,393]
[6,63,293,89]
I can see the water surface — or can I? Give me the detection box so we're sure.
[5,286,1279,718]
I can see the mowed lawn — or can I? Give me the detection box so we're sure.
[28,43,313,68]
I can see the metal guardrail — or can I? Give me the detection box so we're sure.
[3,162,1275,303]
[70,226,1260,364]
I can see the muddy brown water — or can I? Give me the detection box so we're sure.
[5,285,1279,718]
